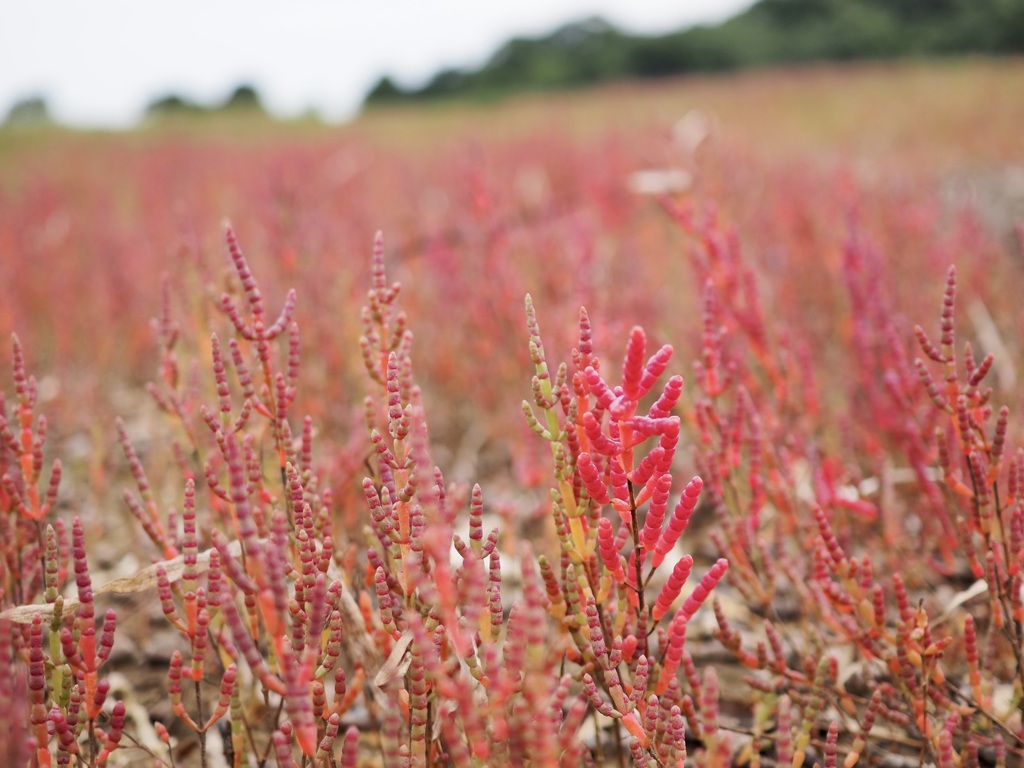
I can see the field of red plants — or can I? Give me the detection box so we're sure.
[2,59,1024,767]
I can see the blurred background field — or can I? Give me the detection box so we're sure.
[2,54,1024,536]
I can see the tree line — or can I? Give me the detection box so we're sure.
[364,0,1024,106]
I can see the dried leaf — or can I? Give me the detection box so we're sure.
[0,541,237,624]
[373,630,414,690]
[935,579,989,625]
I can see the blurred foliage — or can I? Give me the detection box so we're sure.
[3,95,52,127]
[145,82,268,121]
[364,0,1024,106]
[222,83,264,110]
[146,94,208,118]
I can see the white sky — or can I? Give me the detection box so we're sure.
[1,1,754,127]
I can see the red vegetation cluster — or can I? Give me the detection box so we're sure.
[1,70,1024,766]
